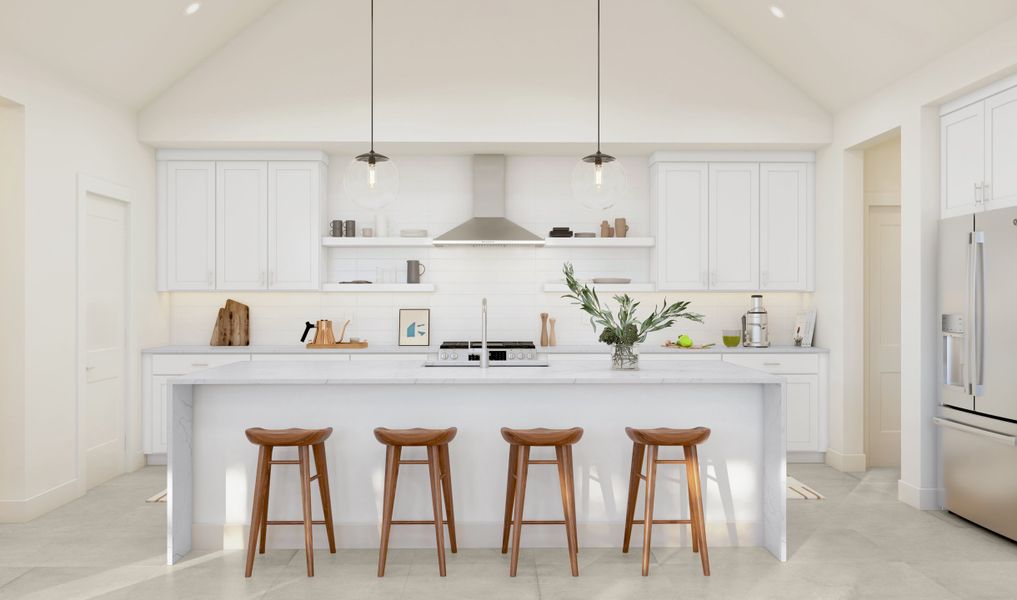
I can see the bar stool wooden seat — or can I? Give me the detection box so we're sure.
[244,427,336,578]
[500,427,583,577]
[622,426,711,576]
[375,427,458,577]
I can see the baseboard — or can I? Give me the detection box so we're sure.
[788,451,825,464]
[146,453,167,466]
[0,477,82,523]
[898,480,942,510]
[191,520,763,551]
[824,449,866,472]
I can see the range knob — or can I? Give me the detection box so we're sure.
[526,352,534,360]
[440,352,448,360]
[508,352,516,360]
[451,353,458,360]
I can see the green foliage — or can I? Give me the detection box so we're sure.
[561,263,703,346]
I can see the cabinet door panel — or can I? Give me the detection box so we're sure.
[760,163,810,290]
[655,163,709,290]
[941,103,985,218]
[709,163,759,290]
[985,87,1017,211]
[268,161,322,290]
[166,162,215,290]
[148,375,170,455]
[216,162,268,290]
[785,374,820,452]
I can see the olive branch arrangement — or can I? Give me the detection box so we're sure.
[561,263,703,346]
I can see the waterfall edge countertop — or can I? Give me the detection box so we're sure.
[171,358,786,385]
[143,344,828,355]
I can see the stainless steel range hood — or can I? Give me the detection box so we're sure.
[433,155,544,246]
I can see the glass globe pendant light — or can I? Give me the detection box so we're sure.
[344,0,398,210]
[572,0,626,210]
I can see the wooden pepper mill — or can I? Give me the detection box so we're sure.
[549,317,557,346]
[540,313,549,347]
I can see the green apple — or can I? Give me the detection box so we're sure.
[677,334,694,348]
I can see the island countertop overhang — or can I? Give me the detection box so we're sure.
[170,358,786,386]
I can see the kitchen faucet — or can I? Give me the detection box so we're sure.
[481,298,489,369]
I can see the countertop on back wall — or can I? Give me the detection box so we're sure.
[142,344,828,355]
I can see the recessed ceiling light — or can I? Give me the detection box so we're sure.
[769,5,785,19]
[184,2,201,15]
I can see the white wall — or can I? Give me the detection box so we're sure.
[166,155,812,347]
[139,0,830,149]
[0,51,168,521]
[815,13,1017,506]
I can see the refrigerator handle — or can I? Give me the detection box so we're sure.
[971,231,986,396]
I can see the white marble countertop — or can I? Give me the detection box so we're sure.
[143,343,827,355]
[170,359,785,385]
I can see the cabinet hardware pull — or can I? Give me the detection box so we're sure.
[974,182,983,203]
[191,362,210,367]
[763,362,781,366]
[983,182,991,202]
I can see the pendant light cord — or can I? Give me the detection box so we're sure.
[370,0,375,153]
[596,0,601,153]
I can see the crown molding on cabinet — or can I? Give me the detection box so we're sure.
[155,149,329,164]
[649,150,815,164]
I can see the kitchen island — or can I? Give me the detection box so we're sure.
[166,360,786,565]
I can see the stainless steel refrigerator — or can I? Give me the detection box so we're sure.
[937,205,1017,541]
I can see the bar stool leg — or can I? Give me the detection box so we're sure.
[688,445,710,576]
[438,444,458,553]
[622,442,644,553]
[377,445,401,577]
[641,445,658,576]
[426,446,448,576]
[297,445,315,576]
[501,444,519,554]
[245,445,269,577]
[682,445,699,554]
[564,445,579,557]
[555,446,579,576]
[312,443,337,553]
[509,446,530,577]
[258,446,273,554]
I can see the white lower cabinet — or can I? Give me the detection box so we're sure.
[783,374,820,453]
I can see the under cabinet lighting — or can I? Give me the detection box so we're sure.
[184,2,201,15]
[769,5,785,19]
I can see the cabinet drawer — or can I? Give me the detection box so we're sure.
[723,353,818,374]
[252,354,350,362]
[152,353,250,374]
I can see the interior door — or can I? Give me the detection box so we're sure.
[655,163,709,290]
[84,192,127,488]
[941,103,985,218]
[984,87,1017,211]
[865,206,901,467]
[974,207,1017,421]
[709,163,759,290]
[216,162,268,289]
[268,161,320,290]
[166,161,215,290]
[760,163,810,290]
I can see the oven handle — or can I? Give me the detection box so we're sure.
[934,417,1017,446]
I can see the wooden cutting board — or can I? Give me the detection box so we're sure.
[210,299,249,346]
[661,341,716,350]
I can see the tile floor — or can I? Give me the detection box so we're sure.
[1,465,1016,599]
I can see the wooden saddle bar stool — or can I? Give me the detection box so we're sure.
[501,427,583,577]
[622,426,711,576]
[374,427,458,577]
[244,427,336,578]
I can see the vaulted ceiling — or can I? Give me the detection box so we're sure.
[2,0,1016,113]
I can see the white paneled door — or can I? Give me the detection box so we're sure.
[655,162,709,290]
[760,163,811,290]
[709,163,759,290]
[866,206,901,468]
[216,162,268,289]
[165,161,215,290]
[83,192,127,489]
[268,161,321,290]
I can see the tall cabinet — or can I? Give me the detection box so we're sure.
[157,151,327,291]
[651,152,814,292]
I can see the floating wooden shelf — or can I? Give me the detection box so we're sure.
[542,237,655,248]
[322,237,433,247]
[543,283,656,293]
[321,283,436,293]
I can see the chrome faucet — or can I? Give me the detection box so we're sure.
[480,297,489,369]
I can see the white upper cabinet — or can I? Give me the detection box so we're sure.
[216,162,268,290]
[709,163,759,290]
[267,161,323,290]
[164,161,215,290]
[984,86,1017,212]
[654,163,709,290]
[760,163,812,291]
[941,103,985,218]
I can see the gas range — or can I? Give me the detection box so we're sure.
[424,341,549,367]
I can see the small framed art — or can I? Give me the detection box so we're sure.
[399,308,430,346]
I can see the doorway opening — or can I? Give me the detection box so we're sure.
[862,132,902,468]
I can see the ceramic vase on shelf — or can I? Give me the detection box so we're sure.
[611,344,639,370]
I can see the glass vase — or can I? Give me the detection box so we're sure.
[611,344,639,370]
